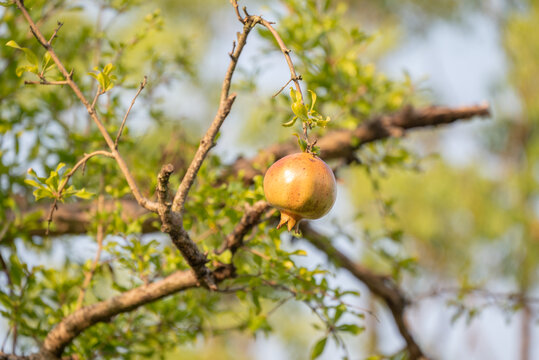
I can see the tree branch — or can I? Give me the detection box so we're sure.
[230,103,490,181]
[10,103,490,240]
[171,15,261,214]
[114,76,147,149]
[300,224,428,360]
[216,201,271,254]
[40,265,234,358]
[14,0,159,214]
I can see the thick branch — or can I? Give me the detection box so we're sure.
[230,103,490,181]
[41,266,234,358]
[300,224,428,360]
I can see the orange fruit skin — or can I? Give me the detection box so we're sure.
[263,152,337,231]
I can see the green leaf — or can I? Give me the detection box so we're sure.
[74,189,94,199]
[293,134,308,152]
[33,188,53,200]
[24,179,43,189]
[54,162,65,173]
[16,64,38,77]
[103,63,114,74]
[7,40,39,67]
[6,40,21,49]
[308,89,317,113]
[282,116,297,127]
[42,52,53,74]
[337,323,363,335]
[289,87,298,102]
[311,337,327,359]
[292,101,308,120]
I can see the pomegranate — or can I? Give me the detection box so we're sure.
[263,152,337,232]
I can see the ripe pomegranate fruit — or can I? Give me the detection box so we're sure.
[263,152,337,232]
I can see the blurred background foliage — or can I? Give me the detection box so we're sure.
[1,0,538,359]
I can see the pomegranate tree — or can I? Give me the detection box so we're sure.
[263,152,337,232]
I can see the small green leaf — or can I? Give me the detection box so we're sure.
[282,116,297,127]
[311,337,327,359]
[292,101,308,120]
[308,89,317,113]
[289,87,298,102]
[103,63,114,74]
[6,40,21,49]
[337,324,363,335]
[55,162,66,173]
[42,52,52,73]
[16,64,38,77]
[74,189,94,199]
[24,179,43,189]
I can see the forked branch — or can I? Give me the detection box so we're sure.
[14,0,159,214]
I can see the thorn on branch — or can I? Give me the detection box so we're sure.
[242,6,250,17]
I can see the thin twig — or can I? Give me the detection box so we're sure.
[47,21,63,44]
[259,19,303,103]
[272,75,302,98]
[258,18,311,148]
[115,76,147,148]
[230,0,245,23]
[91,87,103,110]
